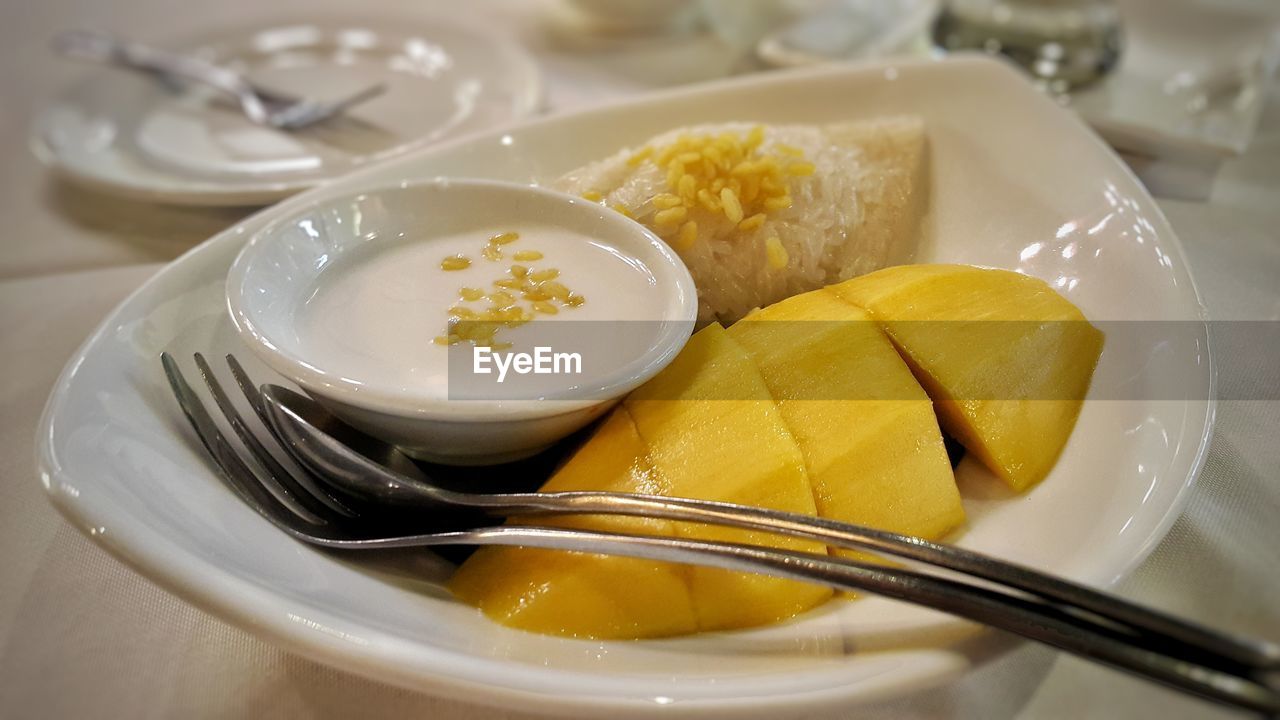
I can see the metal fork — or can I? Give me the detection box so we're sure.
[53,30,386,130]
[161,352,1280,715]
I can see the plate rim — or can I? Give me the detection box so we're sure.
[35,54,1216,716]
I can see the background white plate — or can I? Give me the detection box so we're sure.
[37,56,1213,717]
[1067,0,1280,160]
[32,15,542,206]
[755,0,1280,161]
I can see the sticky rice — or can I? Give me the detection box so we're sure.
[554,118,928,323]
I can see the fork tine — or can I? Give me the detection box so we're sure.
[219,354,359,518]
[162,353,328,533]
[271,83,387,130]
[190,353,338,525]
[318,83,387,115]
[224,353,268,418]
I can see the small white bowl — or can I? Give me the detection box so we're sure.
[226,179,696,465]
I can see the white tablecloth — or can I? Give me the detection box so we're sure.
[2,1,1277,717]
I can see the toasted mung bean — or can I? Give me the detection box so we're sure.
[738,213,766,232]
[654,206,688,225]
[720,188,744,223]
[765,236,789,269]
[677,220,698,250]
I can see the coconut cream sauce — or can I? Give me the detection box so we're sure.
[295,225,665,396]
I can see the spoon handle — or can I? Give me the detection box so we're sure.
[51,29,268,123]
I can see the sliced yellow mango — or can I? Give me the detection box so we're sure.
[829,264,1104,491]
[729,290,965,546]
[448,409,699,639]
[452,264,1103,639]
[624,324,832,631]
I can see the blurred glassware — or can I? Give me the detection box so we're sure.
[558,0,702,37]
[1063,0,1280,179]
[756,0,939,67]
[700,0,804,50]
[932,0,1122,91]
[740,0,1278,175]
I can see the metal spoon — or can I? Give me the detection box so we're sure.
[52,29,386,130]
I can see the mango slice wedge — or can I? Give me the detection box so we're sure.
[728,290,964,547]
[624,324,832,630]
[829,264,1104,491]
[451,325,832,638]
[449,409,699,639]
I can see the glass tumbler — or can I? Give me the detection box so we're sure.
[932,0,1123,92]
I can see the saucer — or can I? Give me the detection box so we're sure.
[32,16,542,206]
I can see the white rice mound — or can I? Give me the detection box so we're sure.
[554,118,928,324]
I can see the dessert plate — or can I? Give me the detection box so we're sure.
[32,16,541,206]
[37,56,1213,716]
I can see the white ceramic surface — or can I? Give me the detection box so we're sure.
[561,0,697,33]
[756,0,939,68]
[37,56,1213,717]
[1068,0,1280,159]
[32,16,542,206]
[756,0,1280,160]
[226,179,697,464]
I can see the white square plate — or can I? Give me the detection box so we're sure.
[37,56,1212,717]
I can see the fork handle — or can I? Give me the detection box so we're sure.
[52,30,268,121]
[466,490,1280,676]
[338,525,1280,716]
